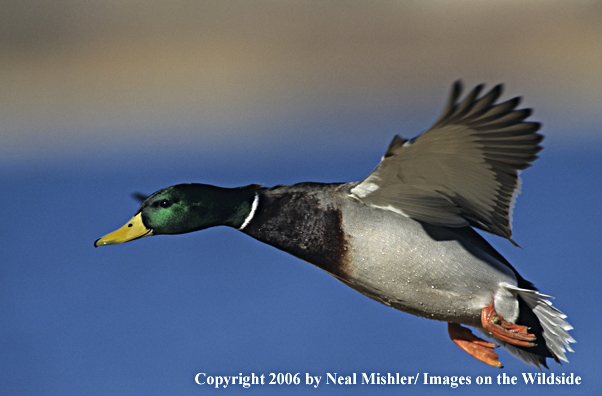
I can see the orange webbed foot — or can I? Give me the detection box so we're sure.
[481,302,536,347]
[448,322,503,368]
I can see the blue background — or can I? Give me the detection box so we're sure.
[1,2,600,395]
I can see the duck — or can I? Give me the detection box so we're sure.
[95,81,575,368]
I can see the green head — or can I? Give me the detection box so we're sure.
[95,184,258,247]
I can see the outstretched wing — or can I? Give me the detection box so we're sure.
[350,81,543,243]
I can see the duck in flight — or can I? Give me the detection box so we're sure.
[95,81,575,368]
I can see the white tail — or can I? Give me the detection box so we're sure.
[482,284,576,368]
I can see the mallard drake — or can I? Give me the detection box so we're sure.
[95,81,575,368]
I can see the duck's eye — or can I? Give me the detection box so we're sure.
[159,199,171,208]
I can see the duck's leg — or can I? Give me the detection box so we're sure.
[448,323,502,368]
[481,302,536,347]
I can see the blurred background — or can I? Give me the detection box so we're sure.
[1,1,600,395]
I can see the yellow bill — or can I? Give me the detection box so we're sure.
[94,212,153,247]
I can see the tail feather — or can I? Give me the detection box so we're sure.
[497,284,575,367]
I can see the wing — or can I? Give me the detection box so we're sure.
[350,81,543,243]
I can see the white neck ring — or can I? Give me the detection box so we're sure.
[238,193,259,230]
